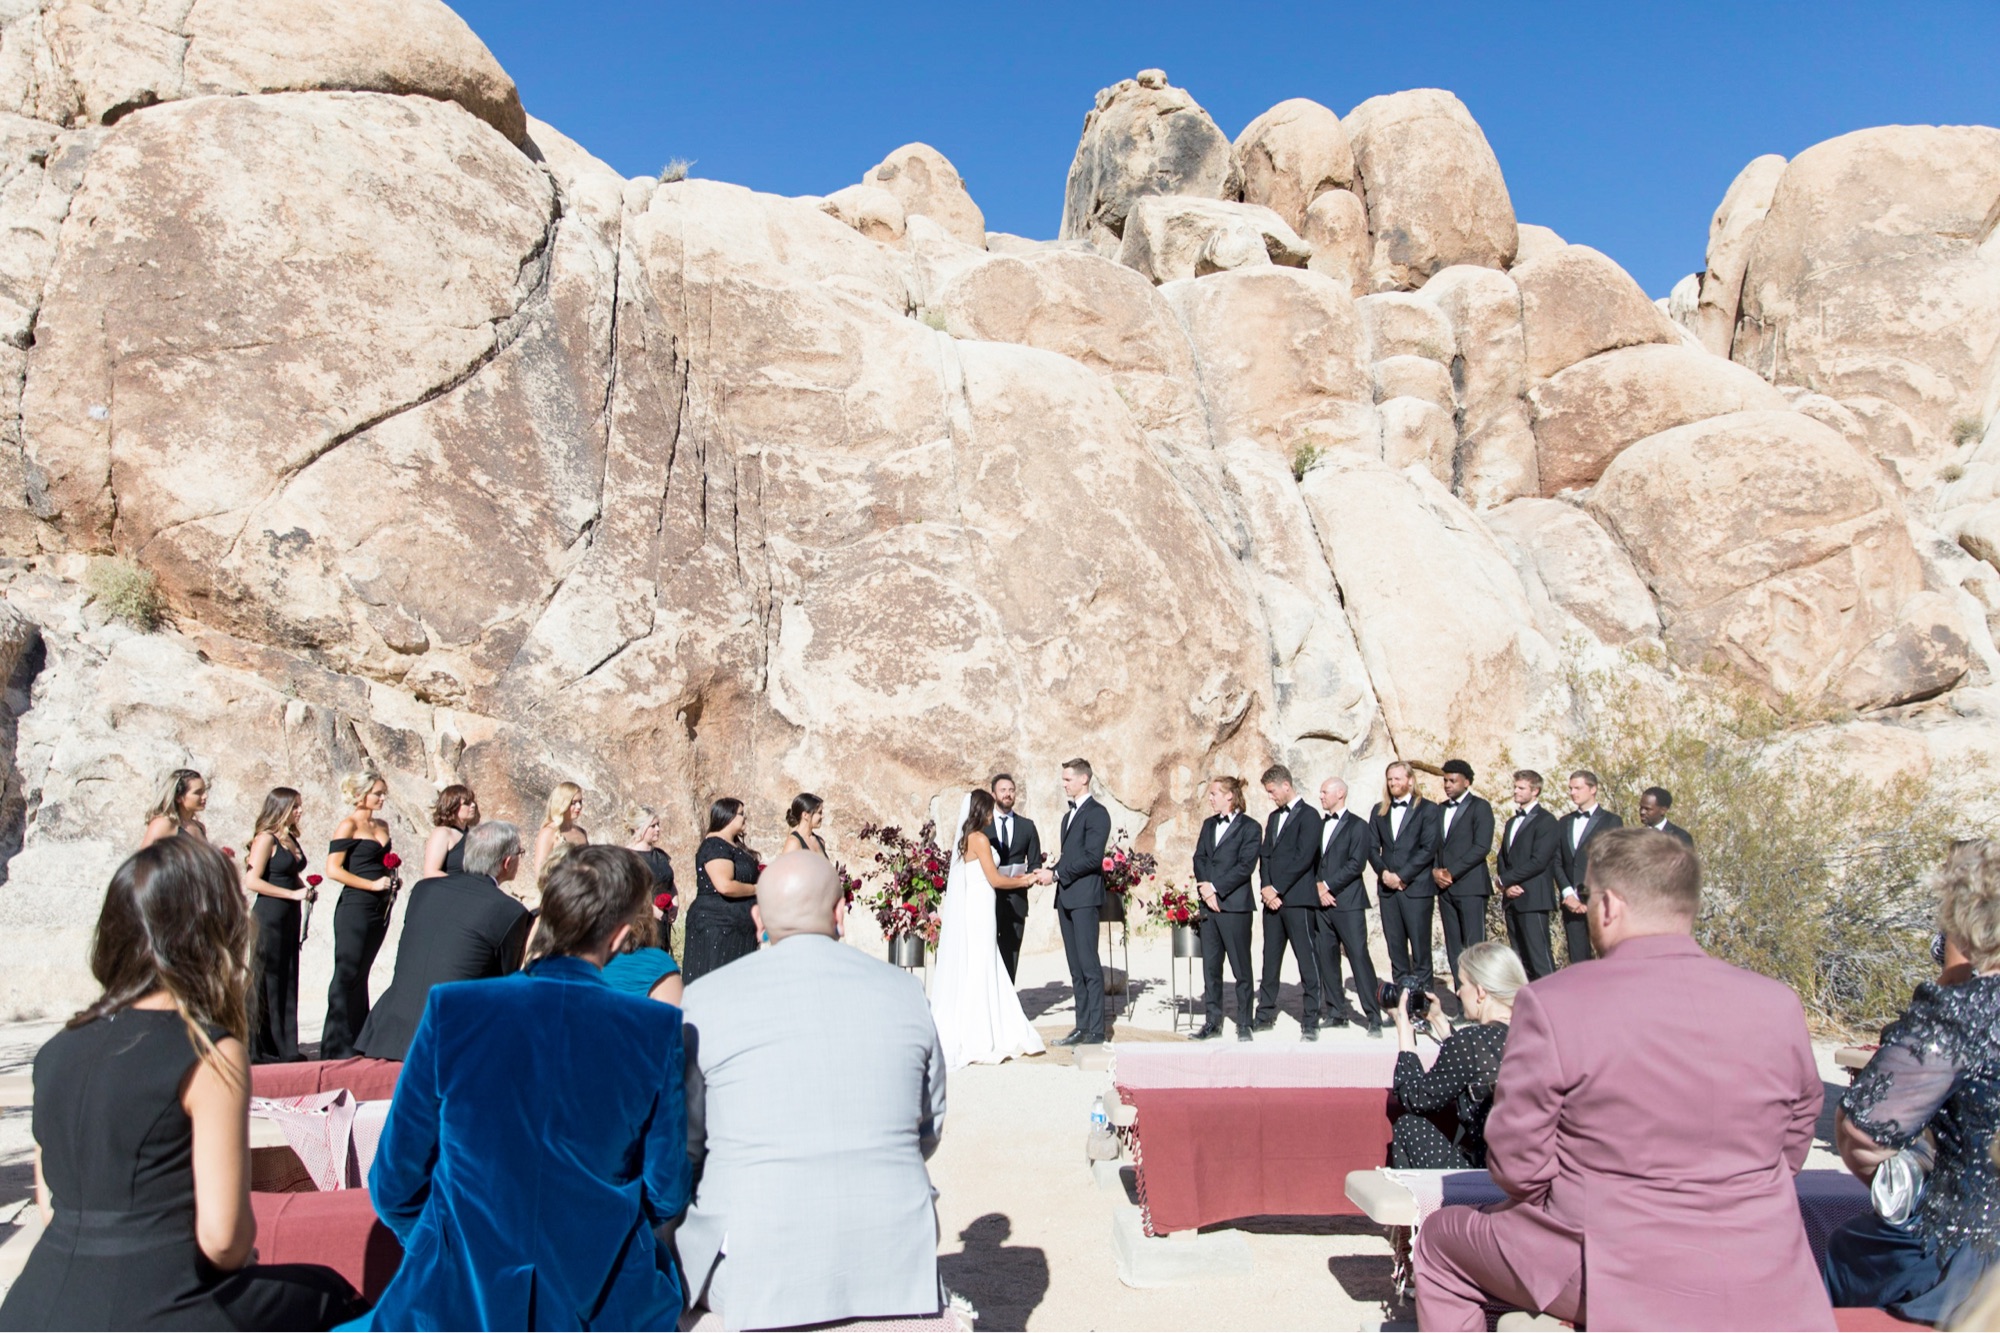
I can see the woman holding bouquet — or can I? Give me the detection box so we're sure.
[322,771,397,1060]
[929,789,1044,1069]
[681,798,761,983]
[242,787,313,1064]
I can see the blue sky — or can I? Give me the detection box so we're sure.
[455,2,2000,297]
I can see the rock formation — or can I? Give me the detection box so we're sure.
[0,29,1996,1015]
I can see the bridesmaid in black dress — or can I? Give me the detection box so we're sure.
[141,768,210,848]
[242,788,312,1065]
[623,806,678,953]
[680,797,761,983]
[321,770,397,1060]
[783,792,830,857]
[0,835,357,1330]
[418,783,479,880]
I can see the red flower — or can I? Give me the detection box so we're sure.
[654,891,675,912]
[220,846,236,859]
[381,853,402,871]
[306,875,323,887]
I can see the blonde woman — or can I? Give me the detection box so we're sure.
[141,769,210,848]
[243,788,313,1064]
[1390,939,1525,1169]
[530,782,588,886]
[624,807,677,938]
[321,771,396,1059]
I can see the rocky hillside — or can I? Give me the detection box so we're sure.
[0,9,1994,1014]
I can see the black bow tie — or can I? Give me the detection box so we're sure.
[1067,800,1077,810]
[1446,798,1461,807]
[1392,799,1409,808]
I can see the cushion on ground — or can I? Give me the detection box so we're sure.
[250,1189,401,1301]
[250,1057,402,1101]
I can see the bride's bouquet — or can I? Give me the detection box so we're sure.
[854,820,949,943]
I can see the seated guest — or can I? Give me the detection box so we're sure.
[356,821,533,1063]
[674,851,947,1329]
[602,906,684,1006]
[1414,827,1834,1331]
[0,836,358,1330]
[1825,838,2000,1327]
[357,846,689,1332]
[1390,940,1524,1169]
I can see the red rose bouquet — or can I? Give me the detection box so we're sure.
[1100,834,1157,901]
[854,821,950,940]
[1157,883,1200,925]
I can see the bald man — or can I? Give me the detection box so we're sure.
[672,852,949,1330]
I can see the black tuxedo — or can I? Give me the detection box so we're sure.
[1555,806,1623,964]
[1311,809,1380,1025]
[1648,818,1693,847]
[985,810,1042,981]
[1370,796,1441,986]
[1055,796,1112,1040]
[1192,812,1260,1032]
[1431,792,1495,980]
[357,873,531,1061]
[1495,804,1560,979]
[1255,800,1323,1029]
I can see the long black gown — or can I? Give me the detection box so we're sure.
[249,839,305,1064]
[679,836,760,983]
[321,836,392,1060]
[0,1009,358,1329]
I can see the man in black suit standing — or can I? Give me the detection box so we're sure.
[1370,760,1440,988]
[985,772,1042,982]
[357,820,533,1062]
[1311,776,1382,1036]
[1638,786,1693,847]
[1191,776,1261,1041]
[1430,758,1495,985]
[1555,769,1623,965]
[1495,769,1561,980]
[1036,757,1110,1046]
[1252,764,1323,1038]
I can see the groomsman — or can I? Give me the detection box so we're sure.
[1253,765,1323,1038]
[1555,769,1622,965]
[1638,786,1693,846]
[1191,776,1261,1041]
[1429,759,1494,983]
[1037,758,1110,1046]
[1369,761,1441,987]
[1495,769,1560,980]
[985,772,1042,982]
[1312,777,1381,1036]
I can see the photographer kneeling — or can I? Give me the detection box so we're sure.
[1390,940,1525,1169]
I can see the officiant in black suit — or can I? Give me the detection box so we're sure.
[1252,764,1323,1038]
[1554,769,1622,964]
[985,772,1042,982]
[1311,776,1381,1035]
[1430,759,1495,983]
[1495,769,1561,980]
[1369,760,1440,988]
[1191,776,1260,1040]
[1037,757,1110,1046]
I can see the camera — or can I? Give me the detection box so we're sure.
[1377,975,1431,1020]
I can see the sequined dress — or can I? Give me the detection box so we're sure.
[1843,974,2000,1282]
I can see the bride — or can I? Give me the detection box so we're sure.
[929,789,1046,1070]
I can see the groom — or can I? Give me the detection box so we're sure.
[985,773,1041,982]
[1036,756,1110,1046]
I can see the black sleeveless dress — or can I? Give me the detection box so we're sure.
[0,1010,358,1330]
[680,836,760,983]
[249,839,305,1064]
[321,835,392,1060]
[441,829,466,876]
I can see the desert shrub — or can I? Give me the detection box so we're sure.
[1291,439,1324,481]
[1951,415,1984,448]
[85,556,163,630]
[918,308,949,332]
[1557,661,1990,1035]
[659,158,693,184]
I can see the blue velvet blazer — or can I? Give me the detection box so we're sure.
[349,956,690,1331]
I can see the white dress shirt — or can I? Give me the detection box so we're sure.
[1388,798,1410,840]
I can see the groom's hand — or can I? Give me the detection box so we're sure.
[1033,868,1055,886]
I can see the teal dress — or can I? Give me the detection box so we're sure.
[602,947,680,999]
[347,956,689,1331]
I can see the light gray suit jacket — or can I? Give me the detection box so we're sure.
[673,933,948,1330]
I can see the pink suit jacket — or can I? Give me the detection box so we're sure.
[1483,933,1835,1331]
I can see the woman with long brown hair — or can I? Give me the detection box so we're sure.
[242,787,313,1064]
[419,784,480,880]
[681,798,761,983]
[0,837,358,1329]
[927,788,1042,1070]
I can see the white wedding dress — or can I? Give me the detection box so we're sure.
[928,794,1046,1071]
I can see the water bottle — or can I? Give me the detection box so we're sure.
[1091,1095,1108,1131]
[1086,1094,1117,1162]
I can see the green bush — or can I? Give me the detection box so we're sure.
[659,158,692,184]
[85,556,163,630]
[1291,439,1324,481]
[1555,661,1990,1036]
[1951,415,1984,448]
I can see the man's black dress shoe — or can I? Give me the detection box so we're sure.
[1052,1030,1084,1047]
[1237,1027,1254,1041]
[1254,1016,1277,1031]
[1301,1026,1319,1042]
[1366,1021,1384,1038]
[1192,1025,1223,1041]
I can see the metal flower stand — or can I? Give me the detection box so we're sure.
[1168,922,1202,1033]
[1098,895,1130,1016]
[888,933,928,989]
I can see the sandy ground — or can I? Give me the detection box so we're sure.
[0,921,1854,1330]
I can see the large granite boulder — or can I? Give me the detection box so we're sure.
[1484,497,1661,646]
[862,142,986,249]
[1589,410,1971,709]
[1059,69,1239,252]
[1515,243,1678,381]
[1116,195,1309,284]
[1419,264,1539,506]
[1694,153,1785,357]
[1343,89,1516,291]
[1233,97,1354,232]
